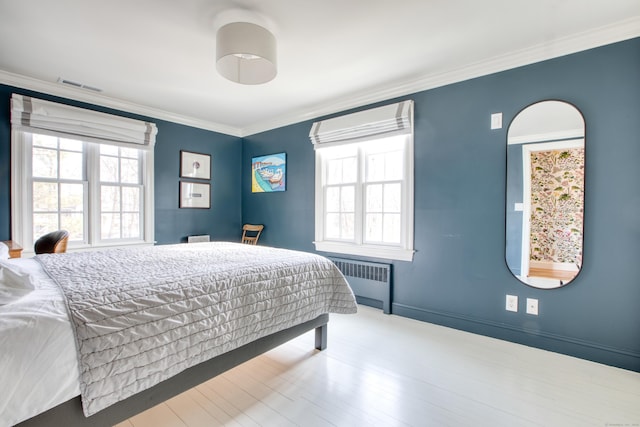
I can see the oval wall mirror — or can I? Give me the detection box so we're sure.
[505,100,585,289]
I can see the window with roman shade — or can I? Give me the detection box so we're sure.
[10,94,157,253]
[310,100,414,261]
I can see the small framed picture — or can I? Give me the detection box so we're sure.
[180,150,211,180]
[179,181,210,209]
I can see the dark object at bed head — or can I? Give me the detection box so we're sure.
[34,230,70,254]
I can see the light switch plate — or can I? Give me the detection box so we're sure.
[491,113,503,129]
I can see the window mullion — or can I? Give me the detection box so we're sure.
[322,153,331,241]
[354,146,365,245]
[122,161,126,237]
[142,150,153,243]
[119,186,124,239]
[131,183,144,239]
[56,140,61,231]
[87,143,100,245]
[403,135,413,249]
[57,178,62,231]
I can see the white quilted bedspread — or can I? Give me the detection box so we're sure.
[36,242,357,416]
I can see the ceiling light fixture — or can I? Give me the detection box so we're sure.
[216,22,277,85]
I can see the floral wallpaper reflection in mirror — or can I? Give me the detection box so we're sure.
[529,147,584,265]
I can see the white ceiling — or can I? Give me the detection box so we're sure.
[0,0,638,137]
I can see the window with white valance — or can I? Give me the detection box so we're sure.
[10,94,157,253]
[11,94,157,148]
[310,100,415,261]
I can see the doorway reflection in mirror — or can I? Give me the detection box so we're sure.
[506,100,585,289]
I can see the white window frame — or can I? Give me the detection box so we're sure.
[311,101,415,261]
[10,95,156,255]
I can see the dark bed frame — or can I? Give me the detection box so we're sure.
[16,314,329,427]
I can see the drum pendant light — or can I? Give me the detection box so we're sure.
[216,22,277,85]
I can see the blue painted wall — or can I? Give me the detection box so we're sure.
[0,85,242,245]
[242,38,640,371]
[242,120,317,252]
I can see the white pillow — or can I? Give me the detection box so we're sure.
[0,242,8,260]
[0,261,36,305]
[0,262,36,290]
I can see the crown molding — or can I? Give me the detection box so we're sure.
[0,70,242,137]
[241,16,640,137]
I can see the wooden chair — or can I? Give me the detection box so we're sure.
[241,224,264,245]
[34,230,70,254]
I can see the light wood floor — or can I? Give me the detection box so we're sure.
[116,306,640,427]
[528,267,576,282]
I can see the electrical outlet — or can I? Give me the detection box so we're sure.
[506,294,518,312]
[526,298,539,315]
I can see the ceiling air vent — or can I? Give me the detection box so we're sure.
[57,78,103,93]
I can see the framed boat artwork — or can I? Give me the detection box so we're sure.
[251,152,286,193]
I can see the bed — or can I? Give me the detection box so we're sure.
[0,242,357,427]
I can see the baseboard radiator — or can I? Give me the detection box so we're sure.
[329,257,391,314]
